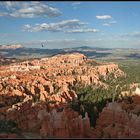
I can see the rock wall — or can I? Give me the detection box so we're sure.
[94,97,140,138]
[0,53,126,138]
[0,101,95,138]
[0,53,124,106]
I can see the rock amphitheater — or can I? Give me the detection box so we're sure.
[0,53,140,138]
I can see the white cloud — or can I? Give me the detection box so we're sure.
[71,2,81,10]
[96,15,112,20]
[1,1,19,10]
[65,28,99,33]
[102,21,117,26]
[110,21,117,24]
[72,2,81,6]
[120,31,140,38]
[22,24,32,31]
[0,1,62,18]
[0,12,8,16]
[22,19,89,32]
[102,23,111,26]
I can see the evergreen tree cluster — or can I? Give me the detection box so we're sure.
[69,67,136,127]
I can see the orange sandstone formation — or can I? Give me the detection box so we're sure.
[94,96,140,138]
[0,53,126,138]
[0,53,124,106]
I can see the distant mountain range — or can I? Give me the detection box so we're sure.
[0,45,112,59]
[63,46,111,52]
[0,45,139,60]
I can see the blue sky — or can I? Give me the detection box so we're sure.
[0,1,140,49]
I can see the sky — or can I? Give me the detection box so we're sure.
[0,1,140,49]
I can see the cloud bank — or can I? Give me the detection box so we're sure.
[102,21,117,26]
[120,31,140,38]
[96,15,112,20]
[22,19,99,33]
[0,1,62,18]
[65,28,99,33]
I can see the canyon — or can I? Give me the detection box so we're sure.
[0,52,139,138]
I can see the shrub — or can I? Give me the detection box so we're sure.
[0,119,21,134]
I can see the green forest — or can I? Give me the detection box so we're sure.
[69,59,140,127]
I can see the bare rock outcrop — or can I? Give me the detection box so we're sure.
[0,101,95,138]
[39,108,95,138]
[0,53,126,138]
[0,53,124,106]
[94,97,140,138]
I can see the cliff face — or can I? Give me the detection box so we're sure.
[0,102,95,138]
[0,53,124,106]
[0,53,126,138]
[94,96,140,138]
[2,95,140,138]
[39,107,94,138]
